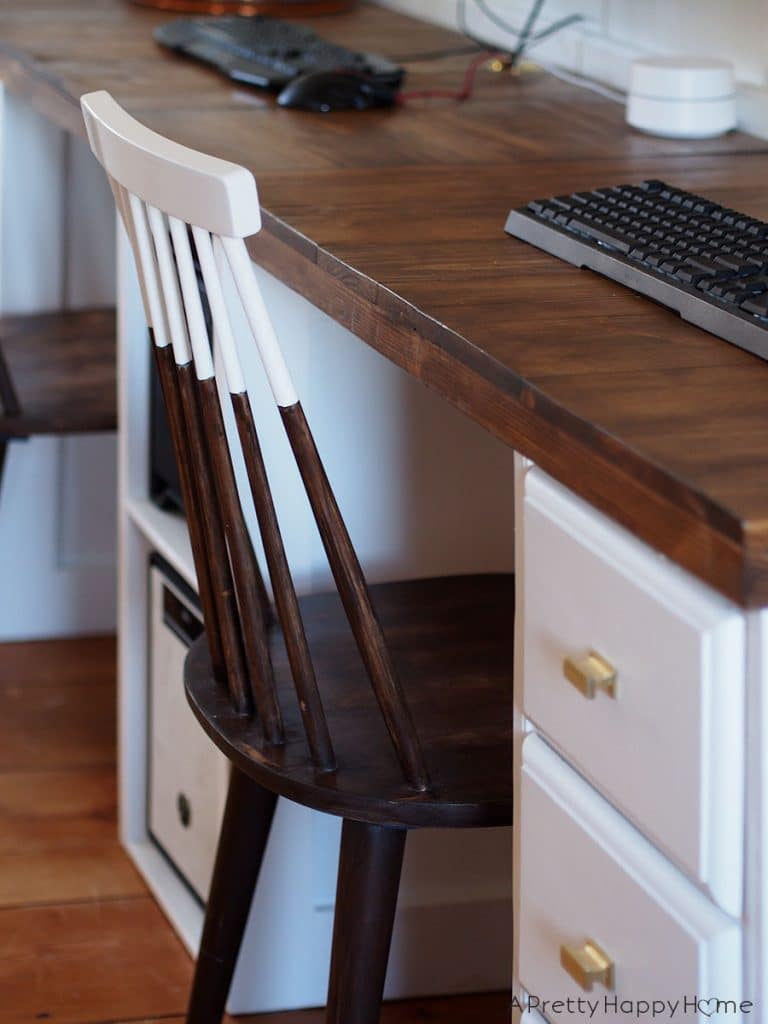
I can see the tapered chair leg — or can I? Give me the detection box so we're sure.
[186,767,277,1024]
[326,819,407,1024]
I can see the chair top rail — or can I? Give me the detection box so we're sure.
[81,91,261,238]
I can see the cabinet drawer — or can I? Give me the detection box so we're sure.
[519,736,742,1022]
[522,469,744,915]
[148,562,228,902]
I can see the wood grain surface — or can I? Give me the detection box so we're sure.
[186,574,514,827]
[2,2,768,602]
[0,309,116,437]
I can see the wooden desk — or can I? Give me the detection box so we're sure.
[2,1,768,606]
[2,2,766,1016]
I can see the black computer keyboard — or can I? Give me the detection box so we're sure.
[505,179,768,362]
[155,15,404,91]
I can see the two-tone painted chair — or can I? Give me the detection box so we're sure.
[81,90,513,1024]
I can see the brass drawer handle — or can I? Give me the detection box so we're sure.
[560,938,614,991]
[563,651,617,700]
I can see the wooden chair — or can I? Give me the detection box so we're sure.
[81,90,513,1024]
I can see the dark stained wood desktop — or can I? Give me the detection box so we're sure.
[3,1,768,603]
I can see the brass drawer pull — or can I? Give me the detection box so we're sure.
[563,651,617,700]
[560,938,615,991]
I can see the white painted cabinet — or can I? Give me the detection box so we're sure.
[148,564,228,903]
[520,735,741,1023]
[522,468,745,915]
[515,464,754,1020]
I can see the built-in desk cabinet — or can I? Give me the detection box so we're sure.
[514,458,754,1021]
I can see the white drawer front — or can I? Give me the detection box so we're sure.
[522,468,744,915]
[149,567,228,902]
[520,736,742,1023]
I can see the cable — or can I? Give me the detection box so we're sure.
[473,0,527,36]
[397,49,498,104]
[509,0,546,64]
[460,0,586,62]
[527,13,585,44]
[397,1,609,107]
[455,0,617,101]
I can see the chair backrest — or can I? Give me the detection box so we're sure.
[81,91,429,791]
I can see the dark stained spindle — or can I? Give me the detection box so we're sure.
[280,401,430,792]
[153,342,225,683]
[196,377,285,745]
[232,391,335,772]
[175,363,253,715]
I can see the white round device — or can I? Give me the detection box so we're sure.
[626,56,736,139]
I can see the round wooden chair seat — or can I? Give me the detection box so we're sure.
[185,573,514,829]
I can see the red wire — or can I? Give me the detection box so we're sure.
[397,50,497,105]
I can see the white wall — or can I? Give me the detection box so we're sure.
[378,0,768,130]
[0,90,117,640]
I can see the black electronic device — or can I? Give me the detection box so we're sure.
[277,69,397,111]
[505,179,768,363]
[154,15,404,99]
[150,254,213,516]
[149,344,183,515]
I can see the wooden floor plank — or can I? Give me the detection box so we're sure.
[0,897,192,1024]
[123,991,512,1024]
[0,635,509,1023]
[0,635,116,773]
[0,768,145,908]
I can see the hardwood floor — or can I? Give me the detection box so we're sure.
[0,635,511,1024]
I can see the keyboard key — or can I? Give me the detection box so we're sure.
[645,252,670,268]
[741,275,768,291]
[714,253,750,272]
[629,245,652,260]
[709,280,736,298]
[741,293,768,317]
[722,285,750,303]
[683,256,734,277]
[675,264,710,285]
[723,280,767,303]
[640,179,666,192]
